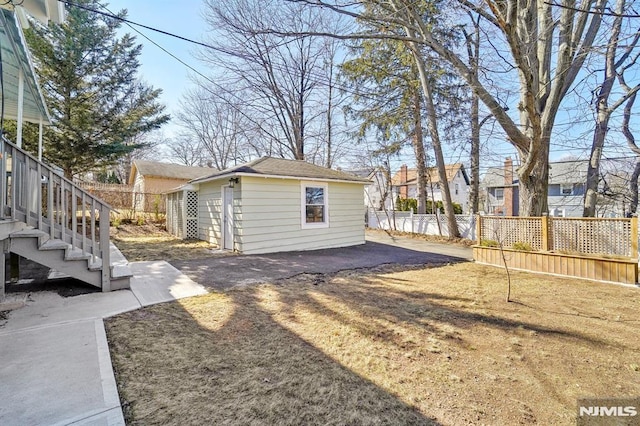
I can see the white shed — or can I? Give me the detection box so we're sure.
[166,157,371,254]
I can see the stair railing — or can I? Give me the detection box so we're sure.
[0,136,112,291]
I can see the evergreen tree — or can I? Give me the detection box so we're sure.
[24,0,169,178]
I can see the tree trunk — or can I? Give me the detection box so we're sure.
[630,159,640,215]
[583,112,610,217]
[469,93,480,214]
[517,142,550,216]
[409,46,460,237]
[583,0,625,217]
[465,13,481,214]
[412,90,428,214]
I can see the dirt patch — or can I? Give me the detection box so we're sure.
[106,263,640,425]
[111,224,218,262]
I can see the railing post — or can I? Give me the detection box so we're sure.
[91,199,97,260]
[37,163,43,230]
[476,214,482,245]
[631,215,638,258]
[99,204,111,292]
[71,186,77,248]
[541,214,549,251]
[25,158,32,226]
[48,170,54,239]
[0,138,6,218]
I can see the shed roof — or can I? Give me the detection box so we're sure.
[191,157,371,184]
[130,160,215,185]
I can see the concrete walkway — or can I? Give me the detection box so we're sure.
[0,261,208,426]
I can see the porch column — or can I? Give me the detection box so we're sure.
[16,69,24,148]
[38,117,43,161]
[0,243,5,302]
[0,137,5,218]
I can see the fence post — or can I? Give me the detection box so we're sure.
[541,214,549,251]
[476,214,482,245]
[410,210,414,233]
[631,215,638,258]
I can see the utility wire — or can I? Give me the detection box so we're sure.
[60,0,227,53]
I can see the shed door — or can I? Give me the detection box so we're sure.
[222,186,234,250]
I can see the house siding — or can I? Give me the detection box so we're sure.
[391,170,470,213]
[238,176,365,254]
[197,179,242,247]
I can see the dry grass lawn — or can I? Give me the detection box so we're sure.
[111,224,217,261]
[106,263,640,425]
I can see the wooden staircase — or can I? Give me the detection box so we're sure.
[1,136,131,293]
[9,229,131,290]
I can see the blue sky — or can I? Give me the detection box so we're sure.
[98,1,634,173]
[106,0,208,139]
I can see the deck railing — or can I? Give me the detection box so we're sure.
[0,136,112,290]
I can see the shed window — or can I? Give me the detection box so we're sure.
[301,182,329,228]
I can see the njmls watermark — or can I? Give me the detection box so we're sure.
[577,398,640,426]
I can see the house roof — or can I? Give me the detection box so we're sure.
[191,157,371,184]
[481,166,509,188]
[390,163,467,186]
[130,160,215,185]
[548,160,589,185]
[0,8,51,124]
[482,159,589,188]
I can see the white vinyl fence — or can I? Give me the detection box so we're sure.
[367,209,476,240]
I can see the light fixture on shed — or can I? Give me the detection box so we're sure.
[228,177,239,188]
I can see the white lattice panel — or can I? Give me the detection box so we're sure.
[480,217,543,250]
[551,218,632,256]
[185,191,198,239]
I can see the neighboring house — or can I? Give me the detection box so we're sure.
[166,157,371,254]
[482,158,588,217]
[390,164,470,213]
[347,168,392,211]
[129,160,214,211]
[1,2,130,296]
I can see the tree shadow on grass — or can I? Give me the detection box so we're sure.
[106,288,441,425]
[269,271,618,352]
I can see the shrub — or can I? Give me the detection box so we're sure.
[480,239,499,248]
[512,241,534,251]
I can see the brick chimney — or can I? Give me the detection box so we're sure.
[503,157,514,216]
[504,157,513,185]
[400,164,408,199]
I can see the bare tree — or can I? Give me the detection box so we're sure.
[278,0,606,216]
[177,87,252,170]
[583,0,640,216]
[166,133,205,167]
[199,0,339,161]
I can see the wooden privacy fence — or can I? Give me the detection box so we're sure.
[476,215,638,258]
[76,181,167,214]
[474,215,639,284]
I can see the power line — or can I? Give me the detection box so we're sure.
[60,0,228,53]
[543,1,640,18]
